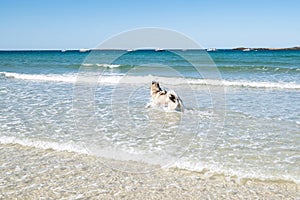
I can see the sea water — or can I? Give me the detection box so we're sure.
[0,50,299,183]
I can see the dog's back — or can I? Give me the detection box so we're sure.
[167,90,184,112]
[149,81,184,112]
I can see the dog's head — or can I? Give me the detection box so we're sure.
[151,81,162,93]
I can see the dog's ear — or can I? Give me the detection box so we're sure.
[152,81,156,84]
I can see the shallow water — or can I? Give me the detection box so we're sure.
[0,50,299,184]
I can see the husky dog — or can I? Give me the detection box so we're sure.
[146,81,184,112]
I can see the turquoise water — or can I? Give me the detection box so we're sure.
[0,50,299,183]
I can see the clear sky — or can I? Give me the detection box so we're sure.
[0,0,299,49]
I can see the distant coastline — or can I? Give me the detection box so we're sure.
[232,46,300,51]
[0,46,300,51]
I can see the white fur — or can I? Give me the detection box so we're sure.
[146,81,184,112]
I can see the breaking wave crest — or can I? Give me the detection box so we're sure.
[82,63,121,68]
[1,135,299,184]
[1,71,300,89]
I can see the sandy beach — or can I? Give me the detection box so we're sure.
[0,143,299,199]
[1,0,300,199]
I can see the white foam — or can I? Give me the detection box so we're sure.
[0,135,89,155]
[82,63,121,68]
[220,80,300,89]
[1,72,76,83]
[188,79,300,89]
[2,71,300,89]
[1,135,299,184]
[98,76,300,89]
[170,160,300,184]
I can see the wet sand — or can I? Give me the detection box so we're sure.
[0,144,299,199]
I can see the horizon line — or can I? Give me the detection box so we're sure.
[0,46,300,51]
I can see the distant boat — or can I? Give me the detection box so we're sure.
[60,49,67,52]
[155,48,164,52]
[127,49,135,52]
[243,48,251,52]
[79,48,90,52]
[207,48,217,52]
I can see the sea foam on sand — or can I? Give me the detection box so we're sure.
[0,143,299,199]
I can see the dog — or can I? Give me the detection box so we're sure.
[146,81,184,112]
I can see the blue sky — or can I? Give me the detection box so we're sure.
[0,0,299,49]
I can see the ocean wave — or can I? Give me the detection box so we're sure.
[1,136,299,184]
[0,135,88,155]
[80,63,300,73]
[1,71,300,89]
[170,160,300,184]
[217,65,300,73]
[82,63,121,68]
[215,79,300,89]
[0,72,76,83]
